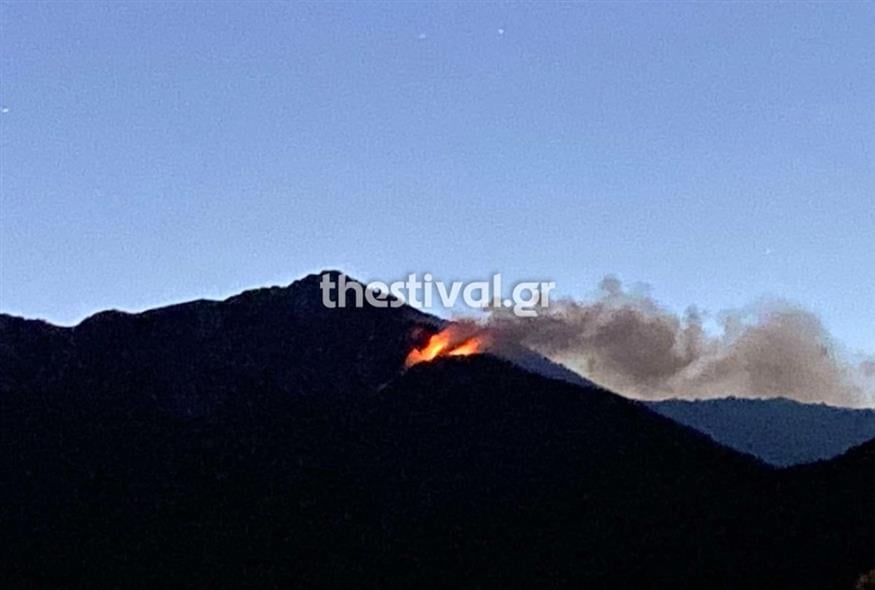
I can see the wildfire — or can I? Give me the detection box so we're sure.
[405,326,486,368]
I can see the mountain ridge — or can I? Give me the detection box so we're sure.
[646,397,875,466]
[1,271,873,588]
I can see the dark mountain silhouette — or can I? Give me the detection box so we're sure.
[646,398,875,466]
[1,272,873,589]
[488,339,596,388]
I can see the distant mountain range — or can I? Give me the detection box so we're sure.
[490,353,875,467]
[646,398,875,467]
[1,271,873,589]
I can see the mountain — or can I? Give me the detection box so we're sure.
[646,398,875,466]
[488,339,596,388]
[1,271,874,589]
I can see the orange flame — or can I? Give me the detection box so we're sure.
[405,327,485,368]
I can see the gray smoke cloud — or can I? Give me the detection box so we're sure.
[487,276,874,408]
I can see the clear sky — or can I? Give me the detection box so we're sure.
[1,2,872,354]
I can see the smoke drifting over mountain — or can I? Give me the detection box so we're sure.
[488,277,874,408]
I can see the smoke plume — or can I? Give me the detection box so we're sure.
[487,277,874,408]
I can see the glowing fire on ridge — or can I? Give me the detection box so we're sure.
[405,326,487,368]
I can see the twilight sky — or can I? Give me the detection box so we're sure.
[0,2,872,354]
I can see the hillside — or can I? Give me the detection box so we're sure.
[1,272,873,589]
[646,398,875,466]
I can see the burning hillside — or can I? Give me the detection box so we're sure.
[405,325,488,368]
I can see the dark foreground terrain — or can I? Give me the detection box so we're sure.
[2,273,873,589]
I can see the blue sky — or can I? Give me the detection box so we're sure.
[1,2,872,354]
